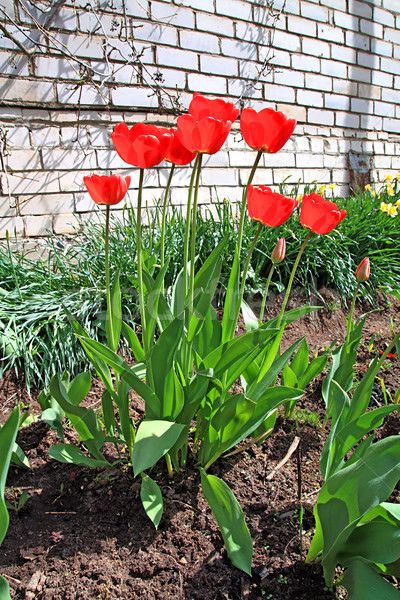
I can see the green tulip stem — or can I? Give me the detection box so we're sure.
[190,153,203,312]
[160,163,176,272]
[104,204,112,339]
[259,263,276,326]
[183,154,201,302]
[136,168,148,356]
[278,230,314,327]
[239,223,263,308]
[347,282,360,341]
[237,149,263,257]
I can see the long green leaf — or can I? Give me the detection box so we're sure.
[341,560,400,600]
[141,474,163,530]
[48,444,110,467]
[132,420,186,477]
[0,407,20,546]
[200,469,252,575]
[106,270,121,353]
[0,575,11,600]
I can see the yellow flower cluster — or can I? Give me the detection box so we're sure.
[381,201,400,217]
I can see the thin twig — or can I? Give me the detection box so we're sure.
[266,436,300,480]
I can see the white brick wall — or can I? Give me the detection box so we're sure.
[0,0,399,237]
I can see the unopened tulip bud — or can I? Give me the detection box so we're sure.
[355,257,370,283]
[271,237,286,264]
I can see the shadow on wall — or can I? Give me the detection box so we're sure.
[346,0,377,191]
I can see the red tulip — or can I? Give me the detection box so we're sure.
[111,122,173,169]
[176,92,239,155]
[300,193,347,234]
[189,91,239,123]
[247,185,298,227]
[240,107,296,153]
[271,237,286,264]
[165,129,197,165]
[83,173,131,205]
[355,257,370,283]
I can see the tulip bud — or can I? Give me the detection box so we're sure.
[355,257,370,283]
[271,237,286,264]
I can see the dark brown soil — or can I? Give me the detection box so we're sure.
[1,290,400,600]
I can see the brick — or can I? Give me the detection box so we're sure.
[305,73,333,92]
[200,55,238,77]
[180,30,219,53]
[273,31,301,53]
[371,70,393,88]
[0,78,54,103]
[49,7,77,31]
[156,46,198,70]
[111,86,159,108]
[351,66,371,83]
[133,22,178,47]
[57,83,110,106]
[361,115,382,130]
[20,194,74,216]
[0,195,18,218]
[30,127,60,147]
[221,38,258,61]
[302,38,330,58]
[6,171,60,195]
[351,98,371,113]
[382,87,400,103]
[188,73,227,95]
[383,118,400,134]
[374,101,395,118]
[384,27,400,45]
[346,31,370,51]
[215,0,252,20]
[271,0,300,15]
[287,15,316,37]
[3,126,31,147]
[374,39,393,58]
[333,79,357,96]
[323,0,346,9]
[269,50,291,68]
[381,56,400,75]
[295,137,310,152]
[42,147,97,171]
[0,216,24,238]
[238,61,265,82]
[331,45,356,64]
[177,0,214,12]
[320,59,347,79]
[297,89,323,107]
[300,2,328,22]
[334,11,359,32]
[146,66,186,89]
[6,149,41,171]
[358,83,380,100]
[394,46,400,60]
[325,94,350,111]
[308,108,334,126]
[264,84,295,103]
[196,13,234,37]
[35,56,79,80]
[317,23,344,44]
[0,52,29,77]
[373,7,395,26]
[274,70,305,88]
[361,19,383,38]
[150,2,195,28]
[335,112,359,128]
[235,21,269,44]
[276,104,307,122]
[24,215,53,236]
[291,54,320,73]
[296,153,323,168]
[61,127,91,147]
[357,51,379,69]
[50,34,104,59]
[382,0,399,11]
[53,214,78,234]
[229,149,260,167]
[350,0,372,18]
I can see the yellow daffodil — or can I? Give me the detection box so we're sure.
[372,190,377,198]
[365,184,371,192]
[386,184,395,196]
[396,199,400,208]
[318,185,326,195]
[328,183,337,190]
[388,204,398,217]
[381,202,389,212]
[396,172,400,181]
[385,174,393,182]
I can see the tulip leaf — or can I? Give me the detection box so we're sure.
[241,299,259,332]
[48,444,110,467]
[0,407,20,546]
[0,575,11,600]
[341,560,400,600]
[132,420,186,477]
[121,321,145,363]
[68,371,92,406]
[200,469,252,575]
[141,474,163,530]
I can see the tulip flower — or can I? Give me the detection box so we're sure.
[111,122,173,169]
[176,92,239,155]
[165,129,197,165]
[355,257,370,283]
[240,107,296,153]
[247,185,298,227]
[83,173,131,205]
[271,237,286,264]
[300,193,347,235]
